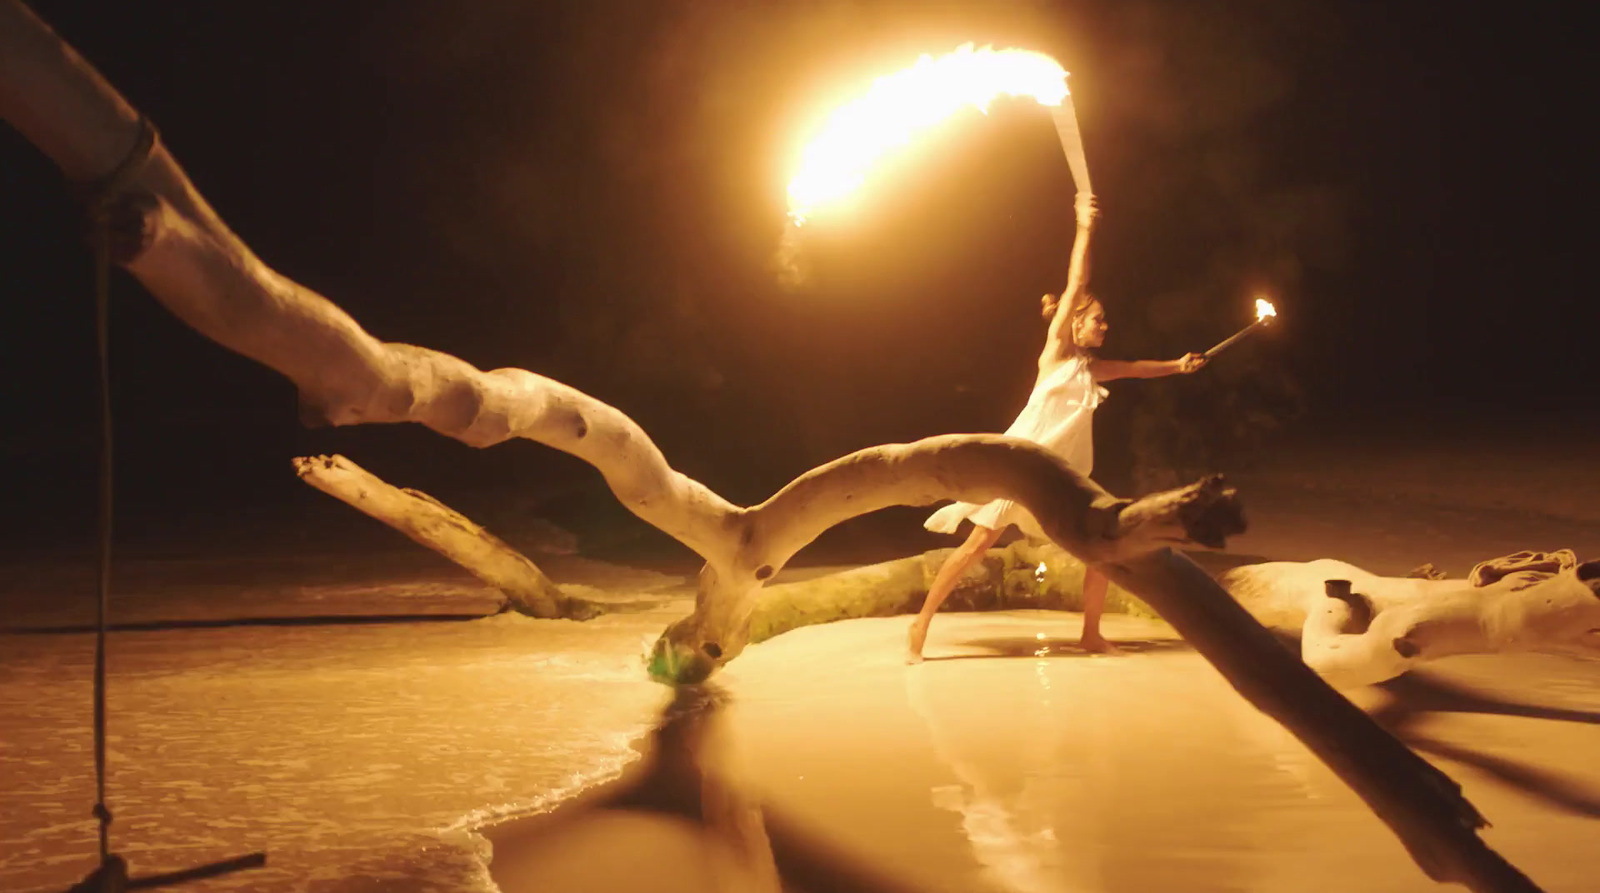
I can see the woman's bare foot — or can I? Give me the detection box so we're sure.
[906,618,930,664]
[1078,631,1124,655]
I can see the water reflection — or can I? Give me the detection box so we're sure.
[902,645,1334,893]
[906,658,1067,893]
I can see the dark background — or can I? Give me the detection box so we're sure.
[1,1,1589,563]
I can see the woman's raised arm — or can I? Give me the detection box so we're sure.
[1042,194,1098,355]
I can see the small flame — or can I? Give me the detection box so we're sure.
[1255,298,1277,321]
[788,44,1069,225]
[1034,560,1049,583]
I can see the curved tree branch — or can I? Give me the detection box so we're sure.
[652,445,1241,681]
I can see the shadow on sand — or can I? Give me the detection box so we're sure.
[1371,670,1600,820]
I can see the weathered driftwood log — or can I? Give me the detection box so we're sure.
[290,449,1083,628]
[1222,555,1600,689]
[648,452,1245,682]
[292,453,599,619]
[0,7,1540,889]
[762,546,1600,693]
[746,539,1152,645]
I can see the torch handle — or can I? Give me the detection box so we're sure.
[1204,319,1263,359]
[1049,93,1093,197]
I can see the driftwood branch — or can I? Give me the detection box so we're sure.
[651,448,1242,681]
[288,446,1104,637]
[746,539,1118,645]
[1222,556,1600,689]
[0,7,1541,888]
[292,453,598,619]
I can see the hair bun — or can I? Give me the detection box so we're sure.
[1040,293,1059,320]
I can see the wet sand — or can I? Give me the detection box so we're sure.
[0,557,690,893]
[488,612,1600,893]
[486,428,1600,892]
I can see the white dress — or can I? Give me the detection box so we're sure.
[924,353,1108,538]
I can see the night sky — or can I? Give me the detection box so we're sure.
[0,1,1589,559]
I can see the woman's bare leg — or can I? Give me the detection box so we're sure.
[1078,565,1123,654]
[907,524,1004,663]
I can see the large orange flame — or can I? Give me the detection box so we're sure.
[787,44,1069,225]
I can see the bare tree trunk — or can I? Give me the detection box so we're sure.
[293,454,599,619]
[0,6,1540,889]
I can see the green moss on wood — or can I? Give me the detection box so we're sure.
[747,540,1156,644]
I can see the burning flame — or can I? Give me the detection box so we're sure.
[787,44,1069,225]
[1255,298,1277,321]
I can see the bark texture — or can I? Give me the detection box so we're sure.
[293,453,598,619]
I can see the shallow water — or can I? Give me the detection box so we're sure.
[0,558,687,893]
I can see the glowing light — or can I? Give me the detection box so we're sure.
[1035,632,1047,640]
[1034,560,1049,583]
[787,44,1070,225]
[1205,296,1281,359]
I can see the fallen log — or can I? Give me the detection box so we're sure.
[746,538,1153,645]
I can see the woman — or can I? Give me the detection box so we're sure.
[908,198,1206,662]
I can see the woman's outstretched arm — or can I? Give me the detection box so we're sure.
[1092,353,1206,381]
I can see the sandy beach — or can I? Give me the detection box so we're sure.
[3,433,1598,892]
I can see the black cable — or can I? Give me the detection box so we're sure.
[91,209,115,865]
